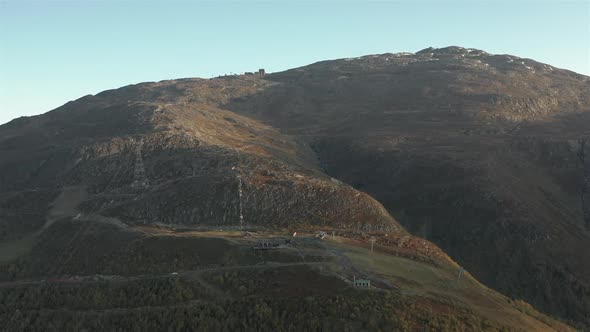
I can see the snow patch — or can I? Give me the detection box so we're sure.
[520,61,534,71]
[393,52,414,57]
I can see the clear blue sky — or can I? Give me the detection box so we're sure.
[1,0,589,125]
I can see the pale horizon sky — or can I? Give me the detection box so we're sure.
[1,0,589,125]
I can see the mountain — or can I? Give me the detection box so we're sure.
[227,46,590,328]
[0,46,587,330]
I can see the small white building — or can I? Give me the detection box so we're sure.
[353,279,371,288]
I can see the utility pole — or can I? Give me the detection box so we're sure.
[234,145,254,231]
[233,151,245,231]
[237,171,244,230]
[577,139,590,230]
[370,237,376,253]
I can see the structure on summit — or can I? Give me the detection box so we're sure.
[242,69,266,77]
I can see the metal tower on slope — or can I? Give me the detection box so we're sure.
[237,170,244,230]
[235,149,245,231]
[132,140,149,189]
[576,139,590,230]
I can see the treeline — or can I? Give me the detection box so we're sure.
[2,290,507,332]
[0,277,208,311]
[0,233,305,282]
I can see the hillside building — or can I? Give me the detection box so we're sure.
[353,279,371,288]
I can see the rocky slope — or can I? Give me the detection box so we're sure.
[0,77,400,236]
